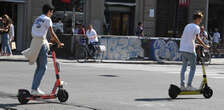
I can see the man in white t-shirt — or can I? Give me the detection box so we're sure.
[86,24,98,44]
[179,12,209,91]
[86,25,99,56]
[30,4,63,95]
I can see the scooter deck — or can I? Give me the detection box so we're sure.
[179,90,202,95]
[26,94,57,100]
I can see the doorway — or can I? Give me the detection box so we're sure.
[110,12,130,35]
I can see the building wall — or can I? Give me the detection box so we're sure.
[142,0,157,36]
[85,0,105,34]
[188,0,208,27]
[20,0,210,50]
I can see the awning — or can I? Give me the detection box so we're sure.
[0,0,25,3]
[105,2,136,7]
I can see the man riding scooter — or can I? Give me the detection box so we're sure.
[179,12,210,91]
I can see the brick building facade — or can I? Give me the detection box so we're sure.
[1,0,224,50]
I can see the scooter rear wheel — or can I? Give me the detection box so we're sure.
[57,89,69,102]
[17,89,30,104]
[203,86,213,99]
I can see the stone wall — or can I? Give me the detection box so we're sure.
[69,35,181,61]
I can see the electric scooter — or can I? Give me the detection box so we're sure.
[168,46,213,99]
[17,43,69,104]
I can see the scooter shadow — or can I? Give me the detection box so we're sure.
[135,97,205,102]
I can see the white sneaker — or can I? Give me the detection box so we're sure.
[180,86,186,91]
[186,86,197,91]
[31,88,45,95]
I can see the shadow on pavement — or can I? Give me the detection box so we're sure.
[135,97,204,102]
[0,91,99,110]
[0,101,60,110]
[98,75,119,77]
[0,101,100,110]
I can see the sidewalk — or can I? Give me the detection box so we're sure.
[0,55,224,65]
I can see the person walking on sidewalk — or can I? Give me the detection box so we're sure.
[1,14,13,56]
[179,12,209,91]
[212,28,220,56]
[136,22,144,37]
[22,4,63,95]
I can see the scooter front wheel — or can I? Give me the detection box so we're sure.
[57,89,69,102]
[203,86,213,99]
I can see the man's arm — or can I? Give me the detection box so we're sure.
[49,26,63,47]
[196,34,209,49]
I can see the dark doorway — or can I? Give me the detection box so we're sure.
[104,0,136,35]
[110,12,130,35]
[0,2,17,43]
[156,0,184,37]
[208,0,224,36]
[208,0,224,48]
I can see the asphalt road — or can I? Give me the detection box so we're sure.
[0,61,224,110]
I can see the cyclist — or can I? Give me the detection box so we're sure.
[86,24,99,57]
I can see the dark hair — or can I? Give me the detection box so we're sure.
[138,22,142,26]
[2,14,13,25]
[193,12,203,20]
[42,4,54,14]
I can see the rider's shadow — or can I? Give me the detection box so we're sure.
[0,91,98,110]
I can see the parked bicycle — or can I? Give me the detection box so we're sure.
[76,37,106,63]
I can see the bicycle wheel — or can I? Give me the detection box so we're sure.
[76,46,87,63]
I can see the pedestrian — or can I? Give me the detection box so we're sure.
[136,22,144,37]
[22,4,63,95]
[56,18,64,33]
[179,12,209,90]
[86,24,99,56]
[78,24,85,35]
[213,28,220,50]
[73,24,79,35]
[78,24,86,44]
[1,14,13,56]
[9,18,15,52]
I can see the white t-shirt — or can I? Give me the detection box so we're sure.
[86,29,99,43]
[213,32,220,43]
[32,15,52,39]
[179,23,200,53]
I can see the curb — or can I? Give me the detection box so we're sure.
[0,57,223,65]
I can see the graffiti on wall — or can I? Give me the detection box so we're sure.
[153,39,181,61]
[100,37,144,60]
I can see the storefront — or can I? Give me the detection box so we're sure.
[0,0,25,51]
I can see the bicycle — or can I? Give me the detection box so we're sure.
[76,37,106,63]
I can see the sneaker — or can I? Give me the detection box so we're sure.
[31,88,45,95]
[186,86,197,91]
[180,86,186,91]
